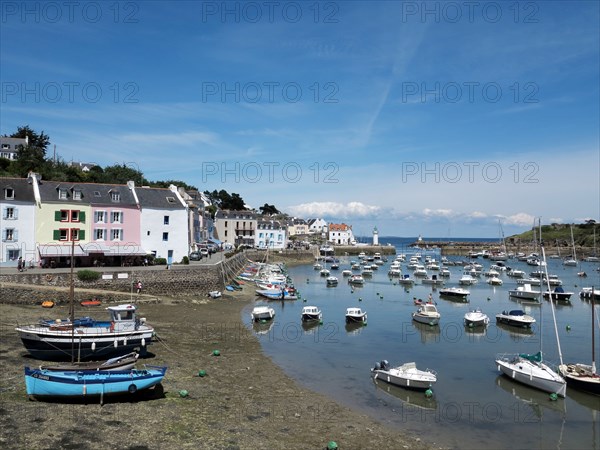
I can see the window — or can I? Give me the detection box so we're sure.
[162,232,169,241]
[111,191,120,202]
[94,229,106,240]
[60,210,69,222]
[71,210,80,222]
[4,188,14,199]
[95,211,106,223]
[3,228,16,242]
[59,229,69,241]
[94,191,101,197]
[1,144,9,149]
[164,215,170,225]
[166,197,175,203]
[58,189,68,200]
[111,229,123,241]
[111,211,122,223]
[3,207,16,219]
[71,229,80,241]
[7,249,20,260]
[73,190,82,200]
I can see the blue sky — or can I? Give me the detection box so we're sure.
[1,1,598,238]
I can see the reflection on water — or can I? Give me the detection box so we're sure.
[345,321,366,335]
[372,377,437,410]
[246,247,600,449]
[252,320,275,336]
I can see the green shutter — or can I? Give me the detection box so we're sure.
[55,211,61,221]
[79,230,85,240]
[79,211,86,223]
[53,230,60,240]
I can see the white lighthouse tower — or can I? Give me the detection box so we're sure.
[372,226,379,246]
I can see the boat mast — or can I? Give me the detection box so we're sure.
[69,238,75,363]
[570,224,577,261]
[592,287,596,375]
[541,245,564,366]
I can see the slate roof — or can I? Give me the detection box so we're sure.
[0,177,36,203]
[135,186,185,210]
[36,180,138,206]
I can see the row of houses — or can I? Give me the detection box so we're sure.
[0,174,355,267]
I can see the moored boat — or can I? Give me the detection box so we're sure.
[495,309,536,328]
[371,360,437,390]
[24,366,167,400]
[464,308,489,327]
[345,307,367,323]
[301,306,322,322]
[439,287,470,299]
[15,304,154,361]
[412,304,440,326]
[40,352,139,372]
[251,306,276,322]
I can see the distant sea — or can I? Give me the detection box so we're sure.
[357,236,497,248]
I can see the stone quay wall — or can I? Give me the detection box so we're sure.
[0,252,251,302]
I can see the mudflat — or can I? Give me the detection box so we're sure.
[0,287,435,450]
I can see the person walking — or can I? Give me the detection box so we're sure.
[136,280,143,294]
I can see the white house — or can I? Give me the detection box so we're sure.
[0,136,28,161]
[328,223,355,245]
[307,218,328,236]
[255,220,287,250]
[136,185,189,265]
[287,218,309,236]
[0,176,37,266]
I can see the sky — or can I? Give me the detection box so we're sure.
[1,1,598,238]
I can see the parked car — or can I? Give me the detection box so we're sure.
[200,248,209,257]
[189,252,201,261]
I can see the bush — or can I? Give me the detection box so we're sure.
[181,256,189,265]
[77,269,101,282]
[154,257,167,265]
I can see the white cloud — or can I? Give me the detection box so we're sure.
[287,201,381,219]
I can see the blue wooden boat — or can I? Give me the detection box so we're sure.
[24,366,167,400]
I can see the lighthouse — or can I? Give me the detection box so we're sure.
[372,226,379,246]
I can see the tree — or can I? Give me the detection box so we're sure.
[10,125,50,153]
[103,164,147,185]
[259,203,279,215]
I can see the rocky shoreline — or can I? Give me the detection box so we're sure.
[0,265,438,450]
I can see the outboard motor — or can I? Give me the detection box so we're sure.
[381,360,389,370]
[373,361,381,371]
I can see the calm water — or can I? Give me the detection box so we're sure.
[243,239,600,450]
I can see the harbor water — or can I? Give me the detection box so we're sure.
[243,238,600,450]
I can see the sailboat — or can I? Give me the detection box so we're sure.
[22,240,167,401]
[496,235,567,397]
[563,224,578,266]
[558,291,600,395]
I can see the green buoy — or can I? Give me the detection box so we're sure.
[566,325,571,331]
[425,389,433,398]
[198,370,207,377]
[179,390,189,398]
[212,350,220,356]
[549,393,558,401]
[327,441,338,450]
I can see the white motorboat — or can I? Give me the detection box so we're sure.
[464,308,489,327]
[251,306,275,321]
[320,268,330,277]
[421,274,444,286]
[398,274,415,285]
[507,269,526,278]
[388,268,402,277]
[458,274,477,286]
[508,284,541,301]
[301,306,322,322]
[542,287,573,302]
[342,269,353,277]
[208,290,222,298]
[348,274,365,285]
[439,268,451,277]
[371,360,437,390]
[313,263,322,270]
[326,276,339,286]
[439,287,470,299]
[579,287,600,300]
[412,304,440,326]
[413,265,428,277]
[495,309,536,328]
[362,267,374,277]
[496,352,566,397]
[345,307,367,323]
[487,276,503,286]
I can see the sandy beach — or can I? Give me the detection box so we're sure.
[0,280,437,450]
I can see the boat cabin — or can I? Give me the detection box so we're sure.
[107,304,143,331]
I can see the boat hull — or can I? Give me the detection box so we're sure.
[24,366,167,398]
[558,364,600,396]
[372,363,436,391]
[412,313,439,326]
[496,357,566,397]
[17,328,153,361]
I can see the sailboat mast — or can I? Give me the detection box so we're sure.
[542,245,564,365]
[69,238,75,363]
[592,288,596,375]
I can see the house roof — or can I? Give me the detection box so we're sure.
[215,209,257,220]
[136,186,186,210]
[36,180,138,206]
[0,177,36,203]
[329,223,351,232]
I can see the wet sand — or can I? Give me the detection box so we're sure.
[0,285,437,450]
